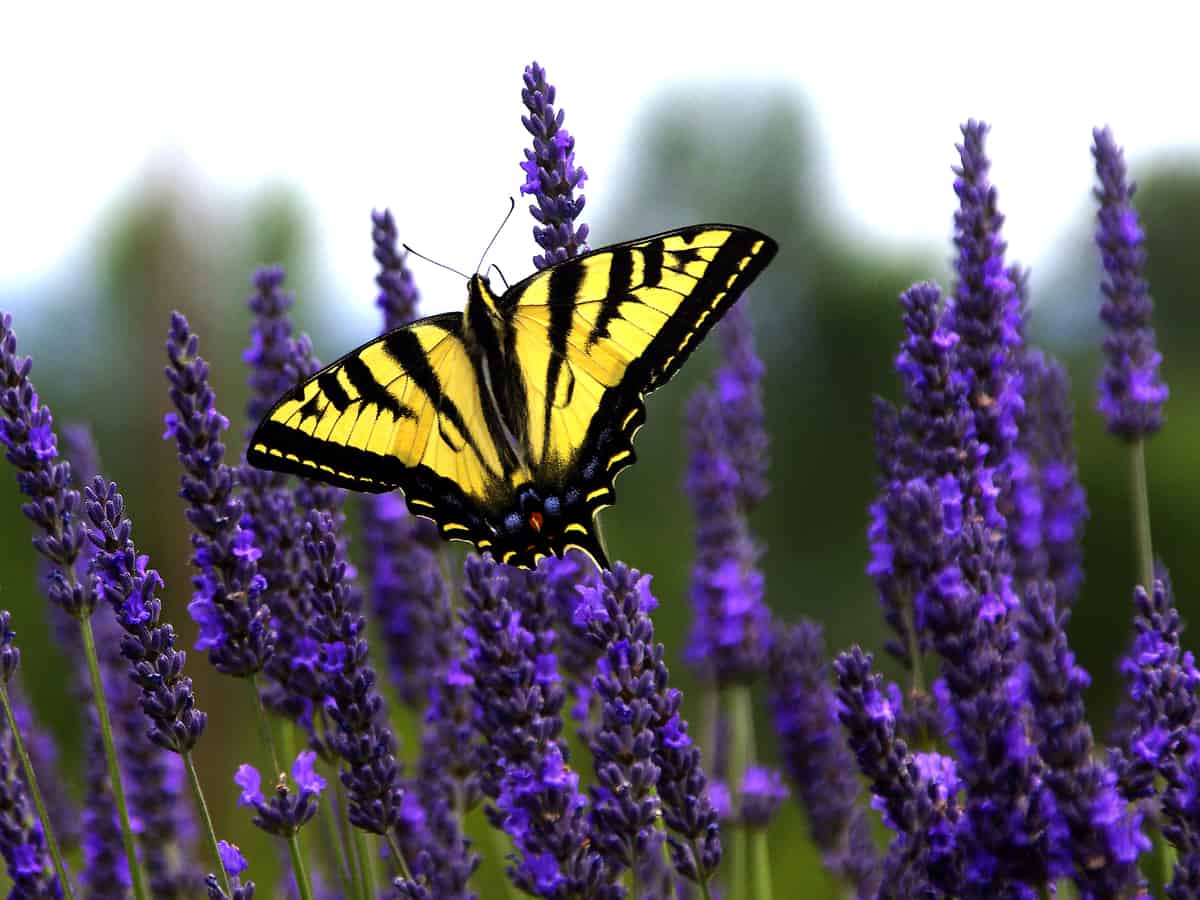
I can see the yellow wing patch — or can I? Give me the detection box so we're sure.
[247,313,524,544]
[504,225,777,472]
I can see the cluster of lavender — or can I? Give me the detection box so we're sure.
[0,58,1194,900]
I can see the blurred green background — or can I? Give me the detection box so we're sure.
[2,42,1200,899]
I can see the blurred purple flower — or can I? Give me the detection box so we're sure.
[1092,125,1168,440]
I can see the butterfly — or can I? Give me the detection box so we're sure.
[247,224,777,569]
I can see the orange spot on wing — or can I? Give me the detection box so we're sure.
[529,511,544,532]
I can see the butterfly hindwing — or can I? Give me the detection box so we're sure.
[495,224,777,565]
[247,312,523,551]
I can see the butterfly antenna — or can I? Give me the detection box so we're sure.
[475,197,516,275]
[402,244,471,281]
[487,263,510,290]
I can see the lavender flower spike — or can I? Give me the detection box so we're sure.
[1092,125,1168,440]
[0,312,94,620]
[715,301,770,509]
[459,556,617,897]
[768,620,880,893]
[372,209,422,331]
[945,120,1024,471]
[165,311,272,676]
[1114,575,1199,802]
[84,476,208,753]
[1019,583,1145,895]
[302,509,408,840]
[520,61,590,269]
[685,387,771,685]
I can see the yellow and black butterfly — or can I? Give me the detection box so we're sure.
[247,224,777,569]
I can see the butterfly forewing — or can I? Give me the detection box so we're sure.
[246,313,522,549]
[497,224,777,564]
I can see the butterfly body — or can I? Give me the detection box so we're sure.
[248,224,777,569]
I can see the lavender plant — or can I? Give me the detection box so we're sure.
[0,61,1198,900]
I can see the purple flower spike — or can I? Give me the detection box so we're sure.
[834,646,960,895]
[946,120,1024,472]
[234,749,326,838]
[685,387,771,686]
[302,509,409,839]
[1092,126,1168,440]
[0,615,61,898]
[372,209,423,332]
[0,312,94,619]
[460,556,618,897]
[84,476,208,754]
[1012,350,1088,603]
[165,312,273,676]
[1115,575,1199,802]
[576,564,718,882]
[520,61,590,269]
[206,840,255,900]
[768,621,880,892]
[1020,583,1145,895]
[714,302,770,509]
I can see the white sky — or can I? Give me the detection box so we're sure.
[3,2,1197,315]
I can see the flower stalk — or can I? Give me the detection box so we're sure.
[0,681,73,899]
[81,614,149,900]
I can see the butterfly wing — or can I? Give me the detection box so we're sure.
[247,312,525,552]
[493,224,777,567]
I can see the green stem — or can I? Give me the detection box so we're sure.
[751,827,772,900]
[902,592,924,693]
[333,773,366,900]
[80,616,149,900]
[0,684,74,899]
[726,685,756,900]
[185,751,231,896]
[1131,439,1155,592]
[287,833,315,900]
[248,674,283,776]
[357,830,379,896]
[385,831,414,882]
[687,838,716,900]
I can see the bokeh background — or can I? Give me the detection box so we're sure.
[3,4,1199,895]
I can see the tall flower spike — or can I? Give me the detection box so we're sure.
[1012,351,1088,603]
[1114,576,1199,802]
[302,509,409,842]
[768,621,880,893]
[0,613,62,898]
[165,312,272,676]
[84,475,208,753]
[459,556,618,897]
[66,423,200,897]
[1018,583,1145,895]
[945,120,1024,473]
[685,387,771,685]
[714,302,770,509]
[0,313,94,619]
[520,61,590,269]
[1092,126,1168,440]
[834,647,961,895]
[372,209,422,331]
[575,565,714,880]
